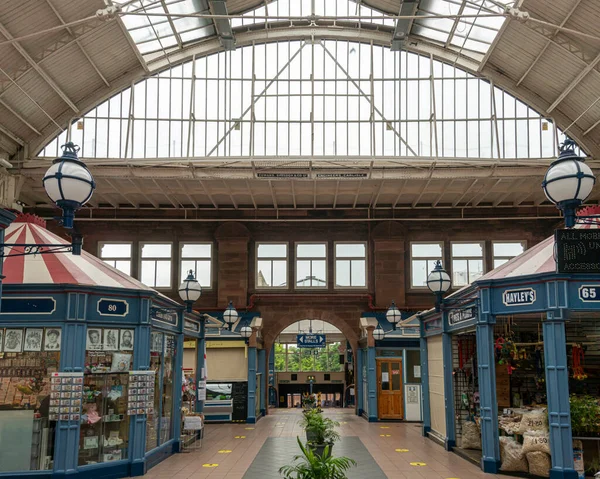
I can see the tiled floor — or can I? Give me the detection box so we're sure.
[142,409,517,479]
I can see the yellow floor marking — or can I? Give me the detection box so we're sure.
[379,434,392,437]
[218,450,232,454]
[410,462,427,466]
[395,449,409,452]
[380,426,390,429]
[234,435,246,439]
[202,464,219,468]
[244,427,255,430]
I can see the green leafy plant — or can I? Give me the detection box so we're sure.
[303,414,340,445]
[570,395,600,436]
[279,437,356,479]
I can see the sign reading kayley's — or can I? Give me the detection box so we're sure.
[503,287,536,307]
[448,306,478,326]
[555,229,600,273]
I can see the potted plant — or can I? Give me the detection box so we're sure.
[300,408,322,442]
[279,437,356,479]
[570,395,600,436]
[304,414,341,456]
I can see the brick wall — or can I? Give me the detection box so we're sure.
[54,218,556,342]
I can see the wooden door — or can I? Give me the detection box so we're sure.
[377,359,404,419]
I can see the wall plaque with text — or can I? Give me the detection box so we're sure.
[555,229,600,273]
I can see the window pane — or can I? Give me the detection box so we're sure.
[141,261,156,286]
[272,260,287,287]
[181,260,196,280]
[312,260,326,286]
[296,260,311,285]
[258,243,287,258]
[493,242,524,257]
[335,243,365,258]
[494,258,508,268]
[155,260,171,287]
[101,243,131,258]
[297,243,326,257]
[142,243,172,258]
[351,259,366,286]
[391,362,401,391]
[406,350,421,383]
[115,260,131,275]
[336,260,350,286]
[381,362,389,391]
[452,259,468,286]
[468,259,484,282]
[452,243,483,257]
[182,243,211,258]
[412,243,442,258]
[257,260,272,286]
[412,259,428,287]
[196,260,211,286]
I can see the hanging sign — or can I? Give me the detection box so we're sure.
[578,285,600,302]
[555,229,600,273]
[297,334,326,348]
[502,287,536,306]
[448,306,477,325]
[184,320,200,332]
[97,298,129,317]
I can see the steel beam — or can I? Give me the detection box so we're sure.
[208,0,236,50]
[391,1,419,51]
[547,52,600,113]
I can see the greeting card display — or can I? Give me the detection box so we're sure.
[49,372,84,421]
[127,371,155,415]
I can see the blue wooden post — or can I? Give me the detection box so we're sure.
[258,348,266,417]
[171,332,184,452]
[366,330,378,422]
[544,310,577,479]
[442,330,455,450]
[54,322,86,476]
[247,344,257,423]
[356,349,364,416]
[130,323,151,477]
[476,313,501,473]
[420,323,431,436]
[268,344,276,407]
[195,320,206,413]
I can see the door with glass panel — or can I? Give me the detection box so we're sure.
[376,359,404,419]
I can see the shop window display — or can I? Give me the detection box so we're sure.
[0,327,61,472]
[79,328,134,466]
[146,332,177,452]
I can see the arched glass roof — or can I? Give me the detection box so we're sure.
[40,39,572,162]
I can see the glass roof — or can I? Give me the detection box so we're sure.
[281,320,342,334]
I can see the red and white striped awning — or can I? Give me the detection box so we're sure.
[480,207,600,281]
[3,214,151,291]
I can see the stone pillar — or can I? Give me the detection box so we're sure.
[476,315,501,473]
[195,320,206,413]
[215,223,251,308]
[366,326,378,422]
[544,310,577,479]
[373,239,406,307]
[247,329,258,423]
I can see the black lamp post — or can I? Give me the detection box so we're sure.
[178,270,202,313]
[426,260,452,312]
[223,301,238,331]
[385,300,401,330]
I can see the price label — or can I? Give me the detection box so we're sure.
[579,286,600,302]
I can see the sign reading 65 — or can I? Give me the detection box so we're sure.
[579,286,600,302]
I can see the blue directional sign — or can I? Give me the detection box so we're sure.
[297,334,326,348]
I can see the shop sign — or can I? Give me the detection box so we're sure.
[400,327,420,336]
[0,296,56,315]
[502,288,536,307]
[555,229,600,273]
[184,320,200,332]
[315,173,368,179]
[151,309,178,326]
[257,173,308,178]
[578,285,600,302]
[297,334,326,348]
[424,318,441,331]
[206,340,246,348]
[97,298,129,317]
[448,306,477,325]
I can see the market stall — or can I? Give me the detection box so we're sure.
[0,214,188,479]
[418,214,600,479]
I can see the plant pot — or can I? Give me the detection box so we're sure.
[306,430,317,442]
[308,443,333,457]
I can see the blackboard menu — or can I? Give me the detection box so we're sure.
[232,382,248,422]
[555,229,600,273]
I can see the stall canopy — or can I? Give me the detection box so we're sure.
[3,214,150,290]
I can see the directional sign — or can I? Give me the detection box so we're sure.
[297,334,326,348]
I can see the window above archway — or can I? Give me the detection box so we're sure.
[39,40,575,163]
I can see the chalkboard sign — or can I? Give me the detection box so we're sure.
[232,382,248,422]
[555,229,600,273]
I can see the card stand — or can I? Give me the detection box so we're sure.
[180,416,203,453]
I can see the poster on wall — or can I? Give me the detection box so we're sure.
[24,329,43,352]
[86,329,103,350]
[44,328,61,351]
[4,329,23,353]
[197,380,206,401]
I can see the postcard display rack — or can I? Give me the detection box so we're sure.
[127,371,156,415]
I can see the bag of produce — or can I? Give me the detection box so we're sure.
[522,431,550,454]
[461,421,482,450]
[500,437,528,472]
[526,451,551,477]
[518,409,548,433]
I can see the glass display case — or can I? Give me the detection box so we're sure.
[0,327,61,472]
[79,327,134,466]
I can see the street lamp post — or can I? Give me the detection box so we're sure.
[178,270,202,313]
[373,325,385,341]
[542,138,596,228]
[223,301,239,331]
[386,300,402,330]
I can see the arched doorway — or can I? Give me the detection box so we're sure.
[272,320,353,409]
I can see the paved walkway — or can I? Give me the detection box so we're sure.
[142,409,515,479]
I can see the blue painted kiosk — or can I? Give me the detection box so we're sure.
[418,216,600,478]
[0,214,194,479]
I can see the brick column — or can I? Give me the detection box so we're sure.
[215,223,251,308]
